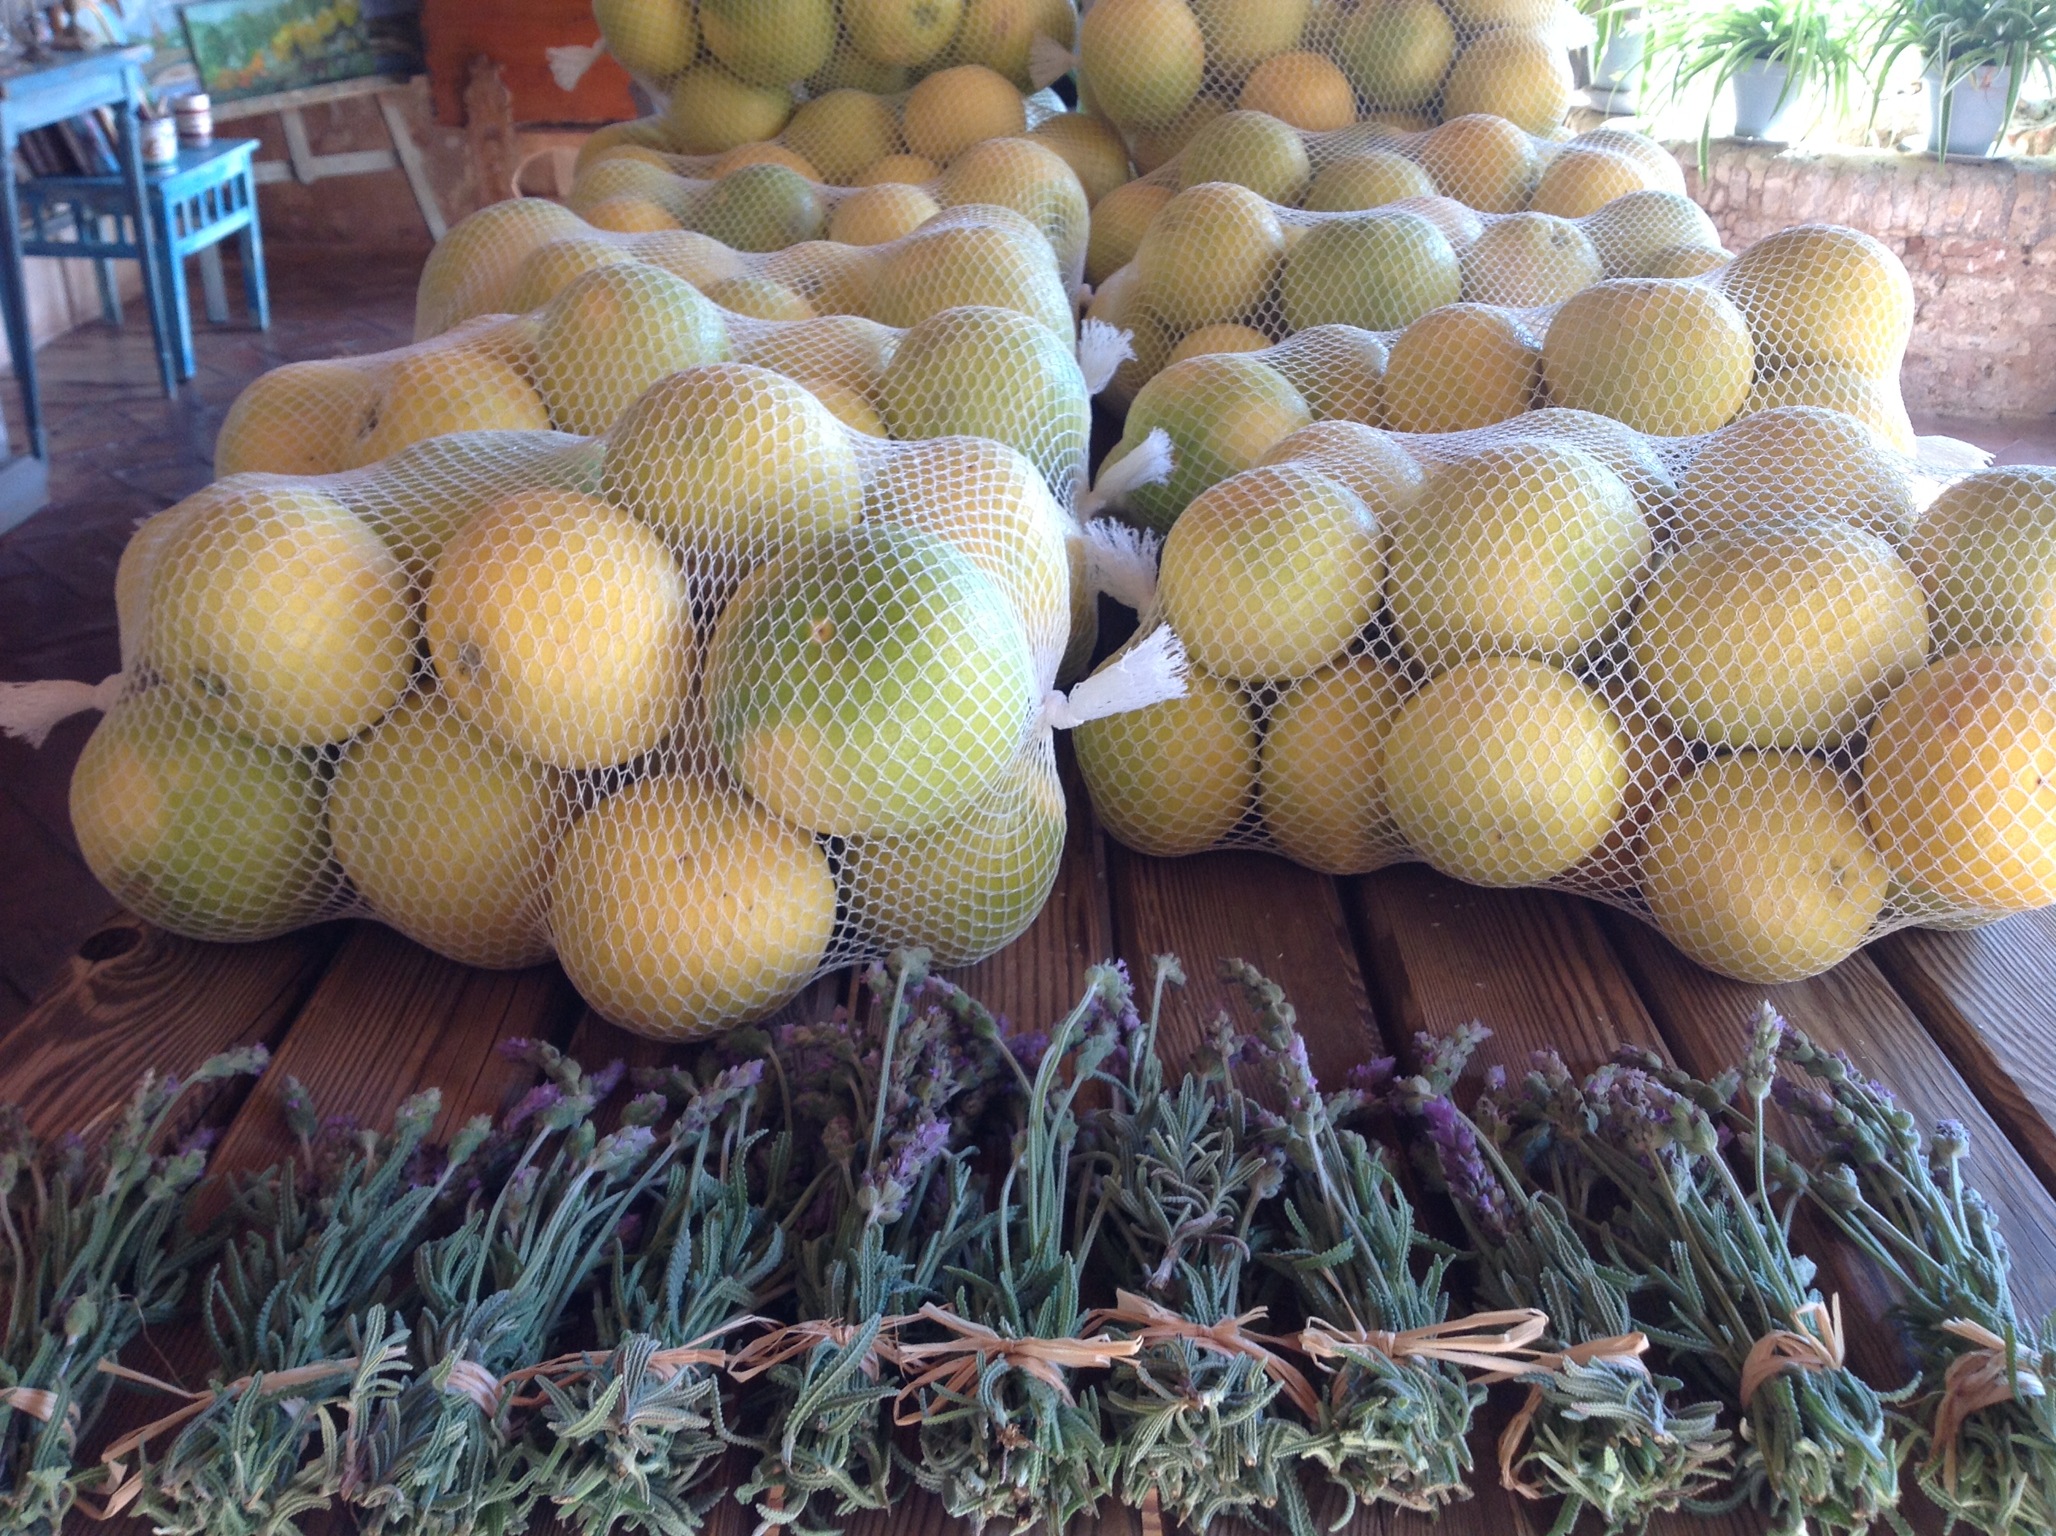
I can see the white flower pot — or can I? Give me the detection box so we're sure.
[1730,59,1797,140]
[1924,63,2014,157]
[1586,24,1645,111]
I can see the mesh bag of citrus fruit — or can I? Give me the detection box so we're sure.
[216,270,1119,513]
[415,199,1080,344]
[570,64,1067,168]
[562,133,1094,287]
[1085,114,1686,287]
[1085,222,1918,530]
[587,0,1078,113]
[1069,0,1592,166]
[1127,112,1678,223]
[1068,404,2050,986]
[1086,176,1735,409]
[2,370,1187,1040]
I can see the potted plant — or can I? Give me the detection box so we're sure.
[1868,0,2056,158]
[1573,0,1648,113]
[1659,0,1858,170]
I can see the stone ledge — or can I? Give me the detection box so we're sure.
[1682,141,2056,421]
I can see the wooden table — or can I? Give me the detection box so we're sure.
[12,746,2056,1536]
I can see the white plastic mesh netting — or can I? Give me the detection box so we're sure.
[1085,223,1917,529]
[589,0,1078,112]
[1069,0,1593,165]
[414,200,1080,346]
[1085,113,1684,288]
[11,376,1192,1039]
[561,131,1094,287]
[1069,407,2055,985]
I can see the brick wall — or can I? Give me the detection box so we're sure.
[1684,143,2056,422]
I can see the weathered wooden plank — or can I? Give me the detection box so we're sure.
[1108,842,1382,1084]
[1603,910,2056,1324]
[0,916,344,1139]
[1870,908,2056,1194]
[202,921,587,1178]
[1348,863,1766,1536]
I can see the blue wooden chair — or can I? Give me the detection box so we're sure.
[17,137,268,382]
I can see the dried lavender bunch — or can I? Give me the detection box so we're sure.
[1220,963,1484,1524]
[340,1042,686,1536]
[120,1081,491,1535]
[0,1046,265,1535]
[1495,1042,1899,1536]
[1741,1006,2053,1535]
[1080,957,1318,1536]
[735,950,1003,1535]
[1393,1025,1733,1535]
[517,1058,783,1536]
[900,962,1139,1533]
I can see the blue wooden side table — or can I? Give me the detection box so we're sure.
[20,138,269,383]
[0,45,167,520]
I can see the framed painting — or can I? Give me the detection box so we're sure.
[179,0,422,101]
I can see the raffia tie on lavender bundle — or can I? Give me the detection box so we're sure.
[734,950,1009,1536]
[896,962,1145,1533]
[1394,1023,1734,1535]
[0,1048,267,1535]
[1082,957,1321,1536]
[1489,1031,1900,1536]
[1730,1005,2056,1536]
[1216,962,1488,1523]
[330,1045,704,1536]
[500,1055,785,1536]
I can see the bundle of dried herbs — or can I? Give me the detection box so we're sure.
[897,962,1140,1533]
[1732,1006,2052,1536]
[513,1057,782,1536]
[1220,965,1517,1525]
[110,1081,490,1534]
[733,951,1005,1535]
[339,1041,688,1536]
[1493,1038,1900,1536]
[1080,958,1319,1536]
[1393,1024,1733,1535]
[0,1047,264,1535]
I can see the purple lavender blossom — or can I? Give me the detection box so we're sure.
[1006,1029,1051,1074]
[860,1115,951,1226]
[504,1082,565,1134]
[1347,1057,1399,1093]
[1420,1096,1516,1243]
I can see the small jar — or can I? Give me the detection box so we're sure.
[175,92,212,146]
[140,113,178,167]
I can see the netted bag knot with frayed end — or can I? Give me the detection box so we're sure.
[5,371,1184,1042]
[1072,404,2050,987]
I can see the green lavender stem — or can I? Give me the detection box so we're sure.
[1,1047,266,1536]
